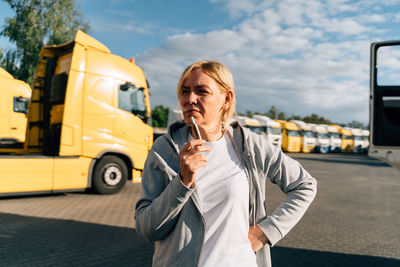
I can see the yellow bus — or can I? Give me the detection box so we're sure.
[0,31,153,196]
[276,120,301,152]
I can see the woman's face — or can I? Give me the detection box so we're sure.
[180,69,228,131]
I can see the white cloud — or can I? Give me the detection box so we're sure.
[210,0,263,17]
[136,0,400,124]
[395,12,400,22]
[358,14,387,23]
[319,18,370,35]
[89,16,157,36]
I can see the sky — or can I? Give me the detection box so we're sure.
[1,0,400,124]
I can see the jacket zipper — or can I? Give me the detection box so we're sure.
[166,132,206,267]
[227,131,256,226]
[191,192,206,267]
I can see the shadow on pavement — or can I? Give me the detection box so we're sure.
[293,154,391,167]
[271,246,400,267]
[0,212,154,266]
[1,213,398,266]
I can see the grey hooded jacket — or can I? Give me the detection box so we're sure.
[135,121,317,267]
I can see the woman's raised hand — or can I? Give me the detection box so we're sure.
[179,139,211,188]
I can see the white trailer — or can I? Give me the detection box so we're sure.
[361,129,370,153]
[236,116,264,135]
[325,125,342,152]
[309,124,330,153]
[349,128,364,153]
[253,115,282,148]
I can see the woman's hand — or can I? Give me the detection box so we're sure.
[179,139,211,188]
[248,225,269,252]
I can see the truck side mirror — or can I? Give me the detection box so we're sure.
[13,96,30,114]
[120,82,135,91]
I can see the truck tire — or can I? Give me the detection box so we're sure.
[92,155,127,194]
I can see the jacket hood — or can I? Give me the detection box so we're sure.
[165,120,249,156]
[165,121,190,153]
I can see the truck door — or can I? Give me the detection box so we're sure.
[0,91,10,142]
[115,81,151,168]
[370,41,400,147]
[369,41,400,171]
[10,96,29,142]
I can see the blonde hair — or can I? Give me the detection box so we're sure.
[176,60,236,127]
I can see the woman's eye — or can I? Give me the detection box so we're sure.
[198,89,209,94]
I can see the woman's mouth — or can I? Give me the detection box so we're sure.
[184,109,200,115]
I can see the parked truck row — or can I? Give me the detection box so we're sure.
[167,110,369,154]
[236,115,369,154]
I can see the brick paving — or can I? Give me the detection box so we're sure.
[0,153,399,266]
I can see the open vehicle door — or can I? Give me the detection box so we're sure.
[369,40,400,172]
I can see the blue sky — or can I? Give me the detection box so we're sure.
[2,0,400,124]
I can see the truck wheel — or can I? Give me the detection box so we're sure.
[92,155,127,194]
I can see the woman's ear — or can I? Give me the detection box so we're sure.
[224,91,233,109]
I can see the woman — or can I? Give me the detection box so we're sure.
[135,61,317,267]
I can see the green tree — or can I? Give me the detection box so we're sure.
[277,111,286,120]
[346,120,365,129]
[302,113,332,124]
[266,106,278,119]
[287,115,302,121]
[1,0,90,84]
[152,105,170,128]
[245,110,253,118]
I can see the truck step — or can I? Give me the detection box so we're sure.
[27,145,43,149]
[31,98,44,103]
[29,121,44,127]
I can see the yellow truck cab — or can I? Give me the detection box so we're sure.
[0,68,31,146]
[290,120,316,153]
[236,116,264,135]
[276,120,301,152]
[0,31,153,196]
[341,128,354,152]
[331,125,353,152]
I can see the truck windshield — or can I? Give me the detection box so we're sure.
[353,135,363,141]
[268,127,281,135]
[119,84,146,120]
[287,130,300,137]
[318,133,329,139]
[330,133,341,139]
[343,134,352,140]
[303,130,315,138]
[248,126,263,135]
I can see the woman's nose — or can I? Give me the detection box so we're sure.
[186,91,197,104]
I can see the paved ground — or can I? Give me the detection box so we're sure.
[0,153,399,266]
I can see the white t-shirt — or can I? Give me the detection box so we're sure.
[189,133,257,267]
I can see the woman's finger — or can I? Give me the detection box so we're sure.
[184,139,206,151]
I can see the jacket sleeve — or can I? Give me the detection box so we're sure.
[253,135,317,246]
[134,141,194,243]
